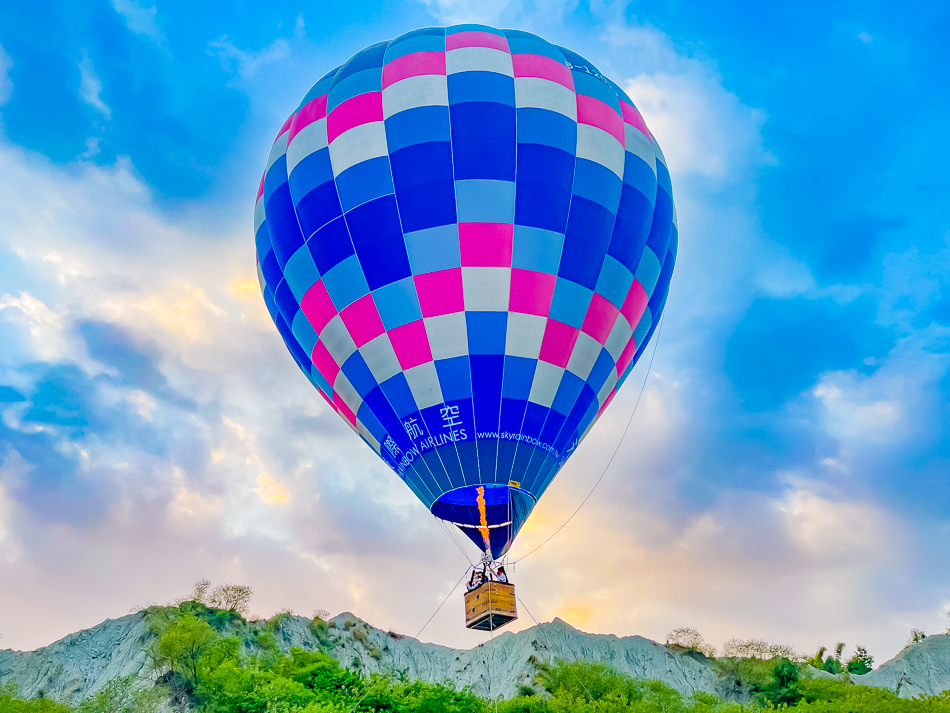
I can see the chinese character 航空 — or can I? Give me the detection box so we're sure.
[440,404,462,429]
[403,417,424,439]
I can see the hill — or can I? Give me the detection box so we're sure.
[1,608,949,705]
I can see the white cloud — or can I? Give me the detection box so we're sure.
[0,292,67,362]
[78,50,111,121]
[209,37,291,80]
[418,0,516,24]
[857,31,875,44]
[502,475,915,660]
[597,24,775,182]
[778,489,892,562]
[0,480,21,563]
[80,136,101,159]
[625,71,772,181]
[812,379,902,444]
[0,136,470,650]
[110,0,164,43]
[0,43,12,106]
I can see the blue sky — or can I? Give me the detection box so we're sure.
[1,0,949,663]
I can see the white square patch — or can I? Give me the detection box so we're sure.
[404,361,445,410]
[359,333,401,384]
[529,360,565,408]
[424,312,469,360]
[320,314,358,365]
[329,122,389,175]
[286,119,329,173]
[333,371,362,414]
[383,75,449,118]
[446,47,513,76]
[505,312,546,360]
[603,317,633,363]
[514,77,577,120]
[566,331,603,381]
[462,267,511,311]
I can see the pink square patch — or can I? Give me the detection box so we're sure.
[620,100,652,140]
[616,339,637,376]
[509,268,556,316]
[576,94,625,147]
[327,92,383,144]
[311,340,340,385]
[288,94,328,142]
[446,31,509,52]
[511,54,574,90]
[415,268,464,317]
[300,280,337,335]
[333,393,357,427]
[459,223,513,267]
[581,293,621,344]
[539,319,580,368]
[382,51,446,88]
[388,320,433,370]
[620,280,649,328]
[340,294,385,347]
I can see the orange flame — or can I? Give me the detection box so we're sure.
[476,486,491,553]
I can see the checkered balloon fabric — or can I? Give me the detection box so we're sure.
[255,26,676,558]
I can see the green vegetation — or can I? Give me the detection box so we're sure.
[3,602,950,713]
[0,683,72,713]
[4,648,950,712]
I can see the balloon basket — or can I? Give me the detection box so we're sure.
[464,581,518,631]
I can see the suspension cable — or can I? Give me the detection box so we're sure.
[511,317,664,564]
[346,564,470,713]
[517,593,601,707]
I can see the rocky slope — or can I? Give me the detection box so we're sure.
[0,613,154,702]
[2,610,949,704]
[853,634,950,699]
[0,611,718,703]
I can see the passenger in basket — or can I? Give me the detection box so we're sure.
[467,569,485,591]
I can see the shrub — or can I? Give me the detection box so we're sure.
[756,658,803,707]
[151,614,218,690]
[846,645,874,675]
[0,683,71,713]
[310,616,331,644]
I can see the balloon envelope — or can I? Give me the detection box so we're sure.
[255,26,676,558]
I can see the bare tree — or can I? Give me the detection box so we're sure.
[174,579,212,606]
[723,638,798,660]
[208,583,253,615]
[191,579,212,604]
[666,627,716,657]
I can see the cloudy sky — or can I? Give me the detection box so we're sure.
[1,0,948,666]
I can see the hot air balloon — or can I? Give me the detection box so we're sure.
[254,25,676,629]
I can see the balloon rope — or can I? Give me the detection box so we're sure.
[411,565,471,641]
[346,565,470,713]
[437,518,476,567]
[511,316,665,565]
[517,593,598,705]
